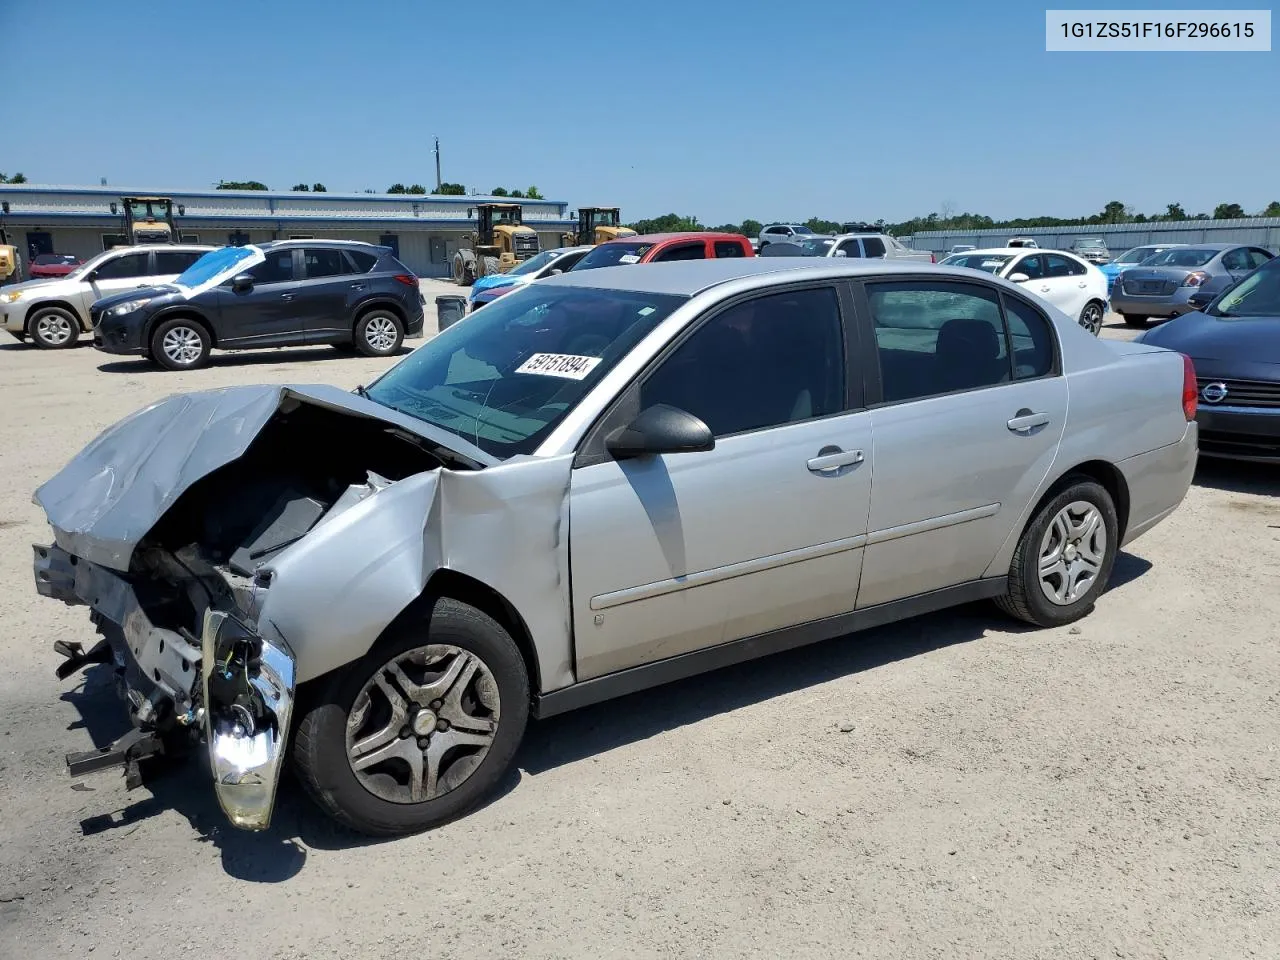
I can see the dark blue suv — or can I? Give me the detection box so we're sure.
[91,240,425,370]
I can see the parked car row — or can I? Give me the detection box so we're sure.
[2,240,426,368]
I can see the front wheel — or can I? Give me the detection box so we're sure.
[995,477,1119,627]
[1078,301,1105,335]
[150,318,211,370]
[27,307,81,349]
[354,310,404,357]
[293,598,530,836]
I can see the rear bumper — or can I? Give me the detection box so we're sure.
[1109,288,1196,318]
[1117,421,1199,547]
[1195,404,1280,462]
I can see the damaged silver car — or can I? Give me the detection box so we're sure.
[34,258,1199,836]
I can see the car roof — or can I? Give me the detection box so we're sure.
[107,243,214,252]
[258,239,384,250]
[596,232,747,246]
[547,246,593,254]
[543,257,969,297]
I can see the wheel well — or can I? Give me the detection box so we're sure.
[1038,459,1130,540]
[417,569,543,696]
[354,299,406,330]
[22,300,86,333]
[147,311,216,347]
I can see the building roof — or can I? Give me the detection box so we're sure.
[0,182,566,205]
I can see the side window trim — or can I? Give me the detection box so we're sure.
[571,281,859,469]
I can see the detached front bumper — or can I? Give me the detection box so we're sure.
[34,541,297,832]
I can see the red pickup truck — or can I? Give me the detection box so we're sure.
[570,232,754,271]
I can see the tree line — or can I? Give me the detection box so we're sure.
[214,180,543,199]
[631,200,1280,239]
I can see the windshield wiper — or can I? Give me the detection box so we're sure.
[353,384,368,398]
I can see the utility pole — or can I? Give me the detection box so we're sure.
[434,137,442,191]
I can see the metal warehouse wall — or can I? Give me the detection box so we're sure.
[908,218,1280,256]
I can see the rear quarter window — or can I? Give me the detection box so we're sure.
[348,250,378,272]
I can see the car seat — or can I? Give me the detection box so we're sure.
[933,318,1008,393]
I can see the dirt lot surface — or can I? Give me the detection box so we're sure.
[1,300,1277,959]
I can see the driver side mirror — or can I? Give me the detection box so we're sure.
[605,404,715,461]
[231,273,254,293]
[550,268,563,275]
[1008,272,1030,283]
[833,249,848,258]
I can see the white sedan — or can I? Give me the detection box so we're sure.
[940,247,1109,335]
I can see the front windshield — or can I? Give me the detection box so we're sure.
[799,238,835,256]
[1209,259,1280,318]
[506,250,562,277]
[792,226,814,235]
[129,200,167,221]
[173,245,258,288]
[1075,240,1106,250]
[1141,248,1216,267]
[941,253,1014,274]
[573,241,657,270]
[365,285,688,458]
[590,210,619,226]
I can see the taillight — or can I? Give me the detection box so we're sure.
[393,274,417,287]
[1181,354,1197,420]
[930,253,937,263]
[1181,271,1208,287]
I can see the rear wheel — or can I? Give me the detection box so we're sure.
[27,307,80,349]
[354,310,403,357]
[1121,313,1148,328]
[293,598,530,836]
[150,318,211,370]
[1078,301,1105,335]
[996,477,1119,627]
[481,256,500,278]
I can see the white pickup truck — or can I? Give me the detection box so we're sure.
[803,233,936,262]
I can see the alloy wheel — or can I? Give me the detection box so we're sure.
[346,645,500,804]
[34,313,74,346]
[363,316,398,353]
[161,325,204,366]
[1079,303,1103,335]
[1038,500,1106,605]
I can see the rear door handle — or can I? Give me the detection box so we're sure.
[1008,410,1050,433]
[1039,285,1051,293]
[280,293,294,301]
[807,448,864,473]
[350,282,366,289]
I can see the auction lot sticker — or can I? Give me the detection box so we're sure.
[516,353,603,380]
[1046,9,1271,50]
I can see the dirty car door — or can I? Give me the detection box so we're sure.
[568,285,872,680]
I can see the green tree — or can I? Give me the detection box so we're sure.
[217,180,268,190]
[710,223,741,234]
[1163,202,1187,220]
[740,218,763,238]
[433,182,466,196]
[387,183,407,194]
[291,183,310,191]
[491,187,509,196]
[0,172,28,184]
[312,183,327,192]
[804,217,842,234]
[1261,200,1280,217]
[1099,200,1128,224]
[525,185,544,200]
[1213,202,1245,219]
[510,189,524,198]
[406,184,427,194]
[627,213,705,234]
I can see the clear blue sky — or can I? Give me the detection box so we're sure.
[4,0,1276,224]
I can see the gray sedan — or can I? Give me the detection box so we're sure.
[1110,242,1275,326]
[32,258,1198,837]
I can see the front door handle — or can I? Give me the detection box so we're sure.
[350,282,366,290]
[807,448,864,473]
[1008,409,1050,433]
[1039,285,1051,293]
[280,293,294,301]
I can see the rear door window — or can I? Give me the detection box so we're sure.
[303,248,351,278]
[860,236,886,258]
[155,250,204,274]
[1044,253,1082,278]
[714,240,746,258]
[1247,248,1275,269]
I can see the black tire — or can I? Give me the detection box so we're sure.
[453,254,475,287]
[1121,313,1148,328]
[149,317,211,370]
[1078,300,1105,336]
[481,255,501,278]
[293,597,530,836]
[27,306,81,349]
[995,476,1119,627]
[353,309,404,357]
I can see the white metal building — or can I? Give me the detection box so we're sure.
[0,184,578,278]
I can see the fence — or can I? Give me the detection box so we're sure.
[903,217,1280,257]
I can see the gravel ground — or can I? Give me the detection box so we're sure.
[1,299,1277,960]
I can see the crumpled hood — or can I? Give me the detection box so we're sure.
[34,383,496,572]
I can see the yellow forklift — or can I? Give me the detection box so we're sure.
[452,203,541,286]
[563,207,635,246]
[121,196,177,244]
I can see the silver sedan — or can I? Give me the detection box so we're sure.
[1110,242,1275,326]
[33,258,1199,836]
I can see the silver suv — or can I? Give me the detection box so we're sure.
[1,243,213,348]
[757,224,814,249]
